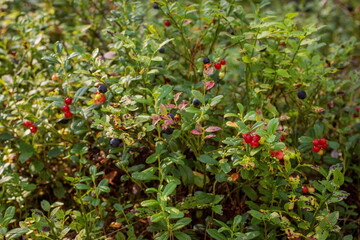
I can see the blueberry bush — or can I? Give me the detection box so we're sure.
[0,0,360,239]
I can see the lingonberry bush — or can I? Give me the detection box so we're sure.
[0,0,359,239]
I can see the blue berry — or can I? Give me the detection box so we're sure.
[297,90,307,100]
[192,98,201,107]
[203,57,210,64]
[153,3,160,9]
[159,47,165,53]
[110,138,121,148]
[168,113,175,120]
[98,84,108,93]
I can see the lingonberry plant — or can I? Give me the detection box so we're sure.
[0,0,359,239]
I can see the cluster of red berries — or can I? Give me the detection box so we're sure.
[312,138,327,153]
[62,97,73,118]
[302,185,315,194]
[242,133,261,148]
[270,150,284,160]
[23,121,37,133]
[214,59,226,70]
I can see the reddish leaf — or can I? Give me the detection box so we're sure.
[163,104,176,108]
[205,134,216,139]
[205,126,222,132]
[151,114,161,125]
[179,100,188,110]
[174,92,182,103]
[203,81,215,90]
[190,129,203,135]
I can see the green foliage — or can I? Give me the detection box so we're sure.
[0,0,359,239]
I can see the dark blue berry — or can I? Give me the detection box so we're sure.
[159,47,165,53]
[192,98,201,107]
[203,57,210,64]
[163,127,174,134]
[297,90,307,100]
[110,138,121,148]
[42,226,51,232]
[168,113,175,120]
[153,3,160,9]
[98,84,108,93]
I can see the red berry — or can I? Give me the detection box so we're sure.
[250,141,260,148]
[94,94,106,105]
[302,185,308,194]
[23,121,33,127]
[270,150,277,157]
[214,62,221,70]
[312,139,319,146]
[164,20,171,27]
[355,106,360,112]
[319,138,327,145]
[220,59,226,65]
[64,111,72,118]
[275,151,284,160]
[64,97,72,105]
[30,126,37,133]
[312,146,320,152]
[280,135,285,142]
[320,143,327,150]
[252,134,260,142]
[243,133,252,143]
[61,105,70,112]
[279,41,286,46]
[354,114,359,118]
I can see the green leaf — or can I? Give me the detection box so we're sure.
[198,155,218,165]
[232,215,242,230]
[6,228,29,239]
[41,200,51,212]
[212,205,223,214]
[242,186,258,201]
[2,206,15,226]
[151,212,165,223]
[313,123,324,138]
[141,200,160,208]
[174,232,191,240]
[191,90,205,104]
[55,41,63,54]
[299,136,313,144]
[67,52,81,60]
[267,118,279,135]
[73,87,88,103]
[210,95,223,106]
[91,48,99,59]
[206,229,227,240]
[0,132,13,140]
[285,12,298,19]
[185,107,201,113]
[19,142,35,163]
[248,210,265,220]
[132,167,159,181]
[154,231,169,240]
[333,169,344,186]
[48,147,63,158]
[328,141,340,150]
[244,111,256,122]
[173,217,192,230]
[237,103,244,116]
[276,69,290,78]
[75,183,91,190]
[162,182,178,196]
